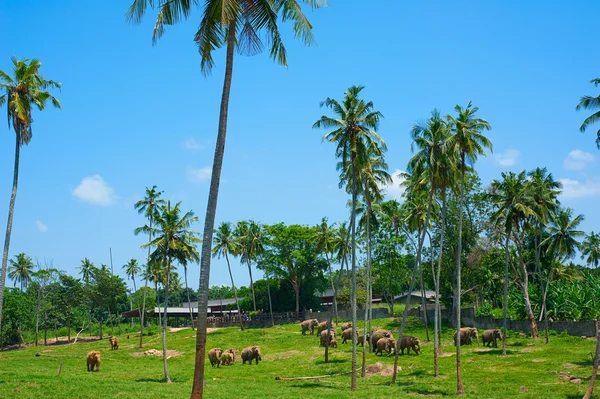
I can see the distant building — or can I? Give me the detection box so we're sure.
[317,288,382,307]
[121,297,244,319]
[393,290,437,305]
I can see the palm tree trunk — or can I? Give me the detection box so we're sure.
[67,309,71,343]
[392,186,434,384]
[35,285,40,346]
[132,277,137,328]
[248,260,257,312]
[43,283,48,346]
[184,267,195,330]
[325,253,339,324]
[517,239,538,339]
[349,166,359,391]
[162,255,172,383]
[433,191,447,376]
[361,198,371,378]
[502,231,510,356]
[156,282,162,332]
[224,252,244,331]
[583,320,600,399]
[191,20,236,399]
[139,224,153,349]
[0,136,21,334]
[265,270,274,327]
[455,167,466,396]
[293,283,300,316]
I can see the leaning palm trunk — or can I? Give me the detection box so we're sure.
[162,256,172,383]
[502,231,510,355]
[191,21,236,399]
[361,199,372,378]
[455,166,466,396]
[325,254,339,324]
[517,241,538,339]
[420,265,430,342]
[139,221,153,349]
[0,138,21,334]
[265,270,274,327]
[392,186,434,384]
[224,252,244,330]
[433,191,447,376]
[583,320,600,399]
[156,282,162,332]
[247,259,257,312]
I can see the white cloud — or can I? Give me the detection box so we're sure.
[493,148,521,167]
[380,169,407,200]
[72,175,117,206]
[184,137,203,151]
[563,149,596,171]
[187,166,211,183]
[35,220,48,233]
[559,177,600,200]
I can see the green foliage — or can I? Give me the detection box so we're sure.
[475,303,494,317]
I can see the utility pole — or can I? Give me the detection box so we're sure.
[110,248,114,275]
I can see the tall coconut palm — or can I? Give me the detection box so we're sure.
[0,58,61,329]
[78,258,96,285]
[446,102,491,395]
[234,221,257,311]
[490,171,538,354]
[8,253,33,291]
[212,222,244,330]
[582,232,600,271]
[140,201,200,383]
[123,258,141,294]
[125,2,324,396]
[134,186,165,348]
[315,85,385,390]
[576,78,600,149]
[314,218,338,322]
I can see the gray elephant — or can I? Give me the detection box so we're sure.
[320,329,336,347]
[453,327,479,346]
[300,319,319,335]
[208,347,223,368]
[317,321,332,334]
[371,329,393,352]
[399,336,421,355]
[482,329,503,347]
[341,327,356,344]
[241,346,262,365]
[375,337,396,356]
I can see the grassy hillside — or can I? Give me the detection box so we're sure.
[0,318,597,398]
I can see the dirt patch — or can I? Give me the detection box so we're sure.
[520,347,541,353]
[474,348,493,353]
[531,359,545,363]
[169,327,189,332]
[381,365,402,377]
[266,350,302,360]
[365,362,384,373]
[129,349,183,359]
[562,363,576,368]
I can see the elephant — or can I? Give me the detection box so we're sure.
[357,334,368,347]
[340,322,352,333]
[453,327,479,346]
[371,330,393,352]
[341,328,356,344]
[301,319,319,335]
[329,338,338,348]
[482,329,503,347]
[86,350,101,372]
[109,336,119,350]
[241,346,262,365]
[220,352,234,366]
[317,321,332,334]
[399,336,421,355]
[208,348,223,368]
[320,329,336,347]
[375,337,396,356]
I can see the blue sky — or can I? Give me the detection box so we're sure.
[0,1,599,292]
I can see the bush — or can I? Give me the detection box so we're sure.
[476,303,494,317]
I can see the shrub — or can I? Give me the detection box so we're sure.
[476,303,494,317]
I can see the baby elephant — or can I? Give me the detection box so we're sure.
[317,321,331,334]
[375,337,396,356]
[208,347,223,368]
[357,334,368,347]
[482,329,503,347]
[241,346,262,365]
[399,336,421,355]
[225,348,238,362]
[320,329,336,347]
[220,351,234,366]
[453,327,479,346]
[109,336,119,350]
[329,338,338,348]
[371,330,393,352]
[86,350,101,372]
[301,319,319,335]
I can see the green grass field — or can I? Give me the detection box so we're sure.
[0,318,597,398]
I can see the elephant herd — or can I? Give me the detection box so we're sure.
[302,319,504,357]
[209,346,263,367]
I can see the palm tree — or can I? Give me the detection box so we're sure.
[490,171,538,353]
[0,58,61,329]
[78,258,96,285]
[314,85,385,390]
[8,253,33,291]
[212,222,244,330]
[123,258,141,294]
[140,201,200,383]
[134,186,165,348]
[125,2,324,396]
[446,102,491,395]
[582,232,600,272]
[234,221,257,311]
[576,78,600,149]
[391,111,451,382]
[314,218,338,321]
[541,208,584,343]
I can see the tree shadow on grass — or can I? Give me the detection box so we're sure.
[314,359,346,365]
[288,383,338,389]
[407,387,448,396]
[473,349,517,355]
[136,378,178,383]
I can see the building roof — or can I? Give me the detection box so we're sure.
[183,298,244,308]
[393,290,437,301]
